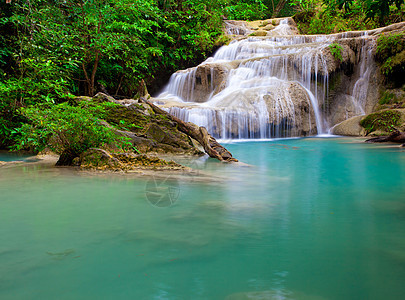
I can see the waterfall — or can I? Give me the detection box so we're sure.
[154,18,376,140]
[348,34,375,116]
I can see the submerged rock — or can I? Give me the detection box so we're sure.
[79,148,184,172]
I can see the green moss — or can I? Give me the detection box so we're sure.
[377,33,405,61]
[249,30,267,37]
[376,33,405,84]
[103,105,148,133]
[379,91,397,105]
[381,50,405,77]
[360,110,401,134]
[214,34,231,47]
[329,72,342,92]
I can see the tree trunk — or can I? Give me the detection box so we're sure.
[272,0,287,18]
[89,52,100,96]
[56,150,78,166]
[82,62,91,96]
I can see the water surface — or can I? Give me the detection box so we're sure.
[1,138,404,299]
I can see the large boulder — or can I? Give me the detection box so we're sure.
[330,115,366,136]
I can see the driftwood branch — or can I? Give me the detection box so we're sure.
[140,98,238,162]
[365,129,405,144]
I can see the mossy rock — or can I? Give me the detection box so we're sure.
[80,148,122,170]
[249,30,267,37]
[258,20,272,27]
[103,105,148,134]
[145,123,175,144]
[360,109,402,135]
[382,50,405,85]
[379,90,398,105]
[80,148,183,171]
[93,92,116,103]
[263,24,275,31]
[376,32,405,86]
[214,34,231,47]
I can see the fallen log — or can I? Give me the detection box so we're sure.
[365,129,405,144]
[140,98,238,162]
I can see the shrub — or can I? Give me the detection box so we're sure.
[329,42,344,62]
[13,102,131,165]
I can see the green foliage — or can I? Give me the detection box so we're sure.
[0,100,26,148]
[1,0,228,103]
[294,0,404,34]
[224,0,267,20]
[295,6,364,34]
[376,32,405,84]
[376,33,405,61]
[13,102,130,158]
[323,0,405,24]
[329,42,344,62]
[360,110,401,134]
[363,0,404,21]
[0,0,238,150]
[290,0,318,12]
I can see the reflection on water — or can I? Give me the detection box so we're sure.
[0,151,31,162]
[0,138,405,299]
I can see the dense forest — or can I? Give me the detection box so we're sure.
[0,0,404,155]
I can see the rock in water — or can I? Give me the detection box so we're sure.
[330,116,366,136]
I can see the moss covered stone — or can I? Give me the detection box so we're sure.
[103,105,149,134]
[80,148,183,171]
[360,110,402,134]
[376,32,405,85]
[249,30,268,37]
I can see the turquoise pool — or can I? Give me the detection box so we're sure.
[0,138,404,299]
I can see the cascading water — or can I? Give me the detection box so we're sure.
[348,35,375,116]
[153,18,376,140]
